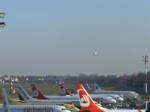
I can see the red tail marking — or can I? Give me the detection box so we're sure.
[138,108,142,112]
[31,84,48,99]
[58,83,71,96]
[76,84,105,112]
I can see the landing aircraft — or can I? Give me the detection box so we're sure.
[76,83,145,112]
[93,52,99,55]
[1,87,71,112]
[93,83,139,99]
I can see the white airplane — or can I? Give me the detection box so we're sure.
[31,84,107,108]
[57,83,117,105]
[31,83,117,105]
[16,83,82,108]
[85,83,124,102]
[76,83,145,112]
[93,83,139,99]
[93,52,99,56]
[1,87,71,112]
[0,86,79,112]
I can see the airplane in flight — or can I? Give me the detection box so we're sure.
[76,83,145,112]
[1,87,71,112]
[93,83,139,99]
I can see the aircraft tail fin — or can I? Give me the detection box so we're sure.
[85,83,91,90]
[58,83,72,96]
[93,83,104,92]
[31,84,48,99]
[76,83,106,112]
[16,83,32,101]
[2,88,10,112]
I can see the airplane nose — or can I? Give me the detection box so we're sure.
[119,97,124,102]
[111,99,116,104]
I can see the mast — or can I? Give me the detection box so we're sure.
[143,55,149,110]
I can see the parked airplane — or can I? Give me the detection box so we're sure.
[16,83,81,108]
[93,83,139,99]
[57,82,72,96]
[0,87,79,112]
[84,83,124,102]
[76,83,145,112]
[31,83,117,105]
[57,83,118,105]
[2,87,71,112]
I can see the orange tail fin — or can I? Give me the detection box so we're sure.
[31,84,48,99]
[76,83,106,112]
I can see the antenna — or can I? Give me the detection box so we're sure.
[143,55,149,110]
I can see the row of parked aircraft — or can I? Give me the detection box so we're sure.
[16,83,114,108]
[15,83,139,108]
[0,83,144,112]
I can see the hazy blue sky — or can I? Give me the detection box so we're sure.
[0,1,150,76]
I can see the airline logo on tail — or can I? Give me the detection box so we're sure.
[76,84,106,112]
[60,87,66,95]
[31,86,39,97]
[58,83,71,96]
[78,89,90,107]
[30,84,48,99]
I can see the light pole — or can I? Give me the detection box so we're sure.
[143,55,149,110]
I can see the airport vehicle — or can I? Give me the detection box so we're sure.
[31,83,117,105]
[76,83,145,112]
[2,87,71,112]
[93,83,139,99]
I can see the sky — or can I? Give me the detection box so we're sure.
[0,0,150,76]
